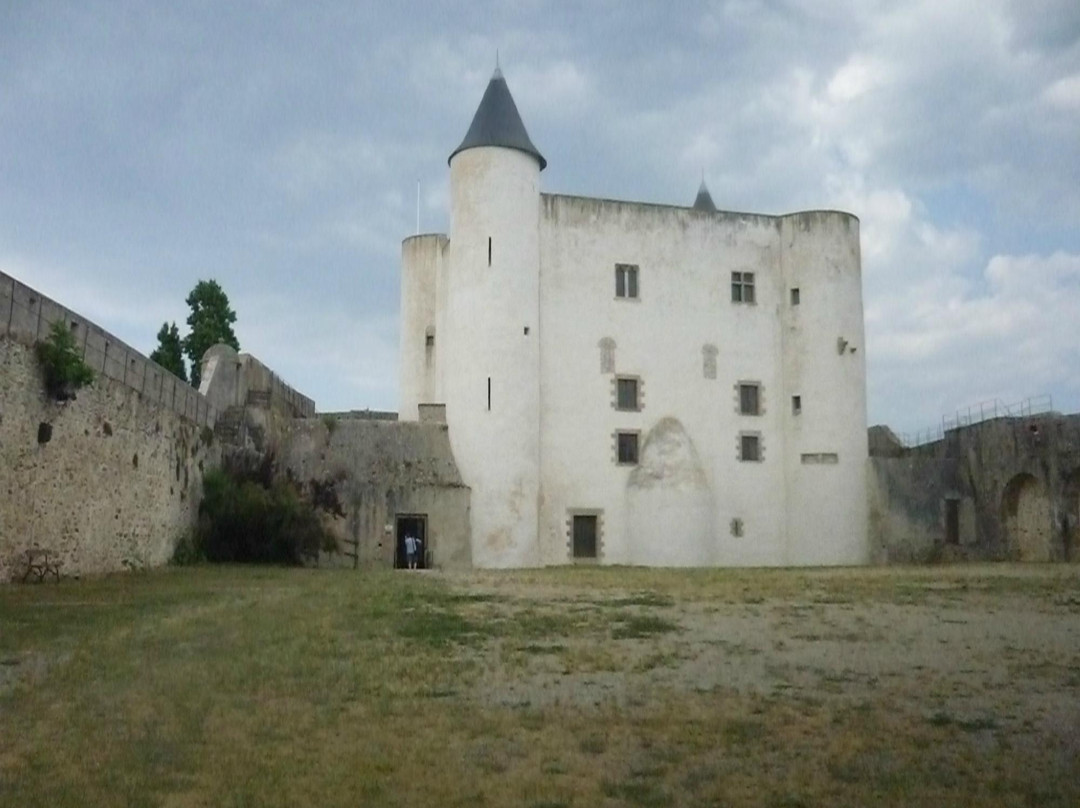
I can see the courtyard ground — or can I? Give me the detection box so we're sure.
[1,564,1078,806]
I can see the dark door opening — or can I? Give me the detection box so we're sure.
[945,499,959,545]
[395,515,428,569]
[572,514,597,559]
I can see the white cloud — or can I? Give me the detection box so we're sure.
[1043,74,1080,110]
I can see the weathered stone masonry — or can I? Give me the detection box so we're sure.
[0,336,218,582]
[869,415,1080,563]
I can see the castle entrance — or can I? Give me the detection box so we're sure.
[395,514,428,569]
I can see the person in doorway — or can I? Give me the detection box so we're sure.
[404,532,418,570]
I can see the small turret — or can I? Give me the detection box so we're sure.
[692,180,717,212]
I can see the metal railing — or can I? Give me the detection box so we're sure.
[2,273,216,427]
[899,394,1053,447]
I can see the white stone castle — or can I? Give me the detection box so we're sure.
[400,67,869,568]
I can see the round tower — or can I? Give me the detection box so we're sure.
[442,67,545,567]
[779,210,869,564]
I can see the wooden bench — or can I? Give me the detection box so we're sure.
[20,548,62,583]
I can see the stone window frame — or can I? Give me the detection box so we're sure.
[613,429,641,466]
[566,508,604,563]
[737,431,763,462]
[731,271,755,304]
[615,263,640,301]
[790,287,800,306]
[735,381,764,416]
[613,374,643,412]
[792,395,802,415]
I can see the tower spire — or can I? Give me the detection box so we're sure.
[449,64,546,169]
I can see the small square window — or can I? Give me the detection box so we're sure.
[731,271,755,304]
[616,376,640,411]
[792,395,801,415]
[616,264,639,299]
[740,433,761,462]
[616,432,639,465]
[739,383,760,416]
[790,288,800,306]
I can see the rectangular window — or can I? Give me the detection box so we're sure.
[740,433,761,462]
[792,395,801,415]
[486,376,491,411]
[488,237,492,267]
[616,431,639,465]
[572,514,598,559]
[790,287,800,306]
[615,263,639,299]
[739,383,760,415]
[800,453,839,464]
[616,376,640,411]
[731,271,755,304]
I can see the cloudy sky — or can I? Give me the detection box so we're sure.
[2,0,1078,436]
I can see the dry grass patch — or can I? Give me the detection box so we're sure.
[1,564,1079,806]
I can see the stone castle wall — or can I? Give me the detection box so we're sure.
[0,335,218,582]
[1,272,216,426]
[869,416,1080,563]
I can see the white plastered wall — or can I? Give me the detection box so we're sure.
[779,212,869,564]
[399,234,445,421]
[443,147,542,568]
[536,195,794,567]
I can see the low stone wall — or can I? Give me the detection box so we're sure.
[0,337,218,582]
[279,418,471,569]
[200,344,314,418]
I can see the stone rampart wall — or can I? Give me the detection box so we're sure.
[1,337,218,582]
[1,272,215,426]
[869,416,1080,563]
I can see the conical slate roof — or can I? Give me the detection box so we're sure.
[692,180,717,212]
[449,67,547,170]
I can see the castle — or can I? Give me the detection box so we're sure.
[7,68,1077,582]
[399,67,870,568]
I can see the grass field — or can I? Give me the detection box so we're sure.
[2,564,1079,807]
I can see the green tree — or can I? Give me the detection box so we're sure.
[183,280,239,388]
[149,321,187,381]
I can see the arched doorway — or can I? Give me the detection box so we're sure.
[1064,469,1080,562]
[1001,473,1052,561]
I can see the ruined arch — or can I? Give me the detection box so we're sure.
[1064,468,1080,562]
[1001,473,1052,562]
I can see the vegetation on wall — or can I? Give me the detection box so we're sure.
[149,321,187,381]
[184,463,337,565]
[36,320,95,400]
